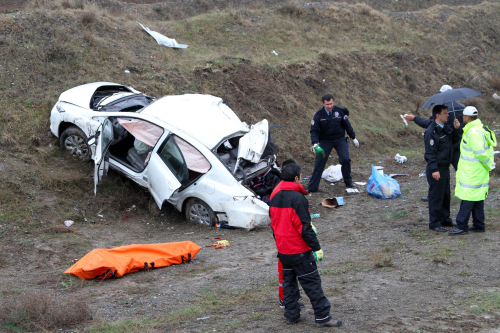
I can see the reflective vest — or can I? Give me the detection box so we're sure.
[455,119,497,201]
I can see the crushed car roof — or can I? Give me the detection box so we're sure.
[59,82,136,109]
[141,94,249,149]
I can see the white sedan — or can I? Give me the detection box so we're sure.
[50,82,279,229]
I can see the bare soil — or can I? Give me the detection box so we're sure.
[1,146,499,332]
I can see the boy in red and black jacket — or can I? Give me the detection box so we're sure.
[270,163,342,327]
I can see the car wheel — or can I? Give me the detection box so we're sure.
[185,198,218,227]
[60,126,91,161]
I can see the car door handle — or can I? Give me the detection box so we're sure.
[143,176,148,182]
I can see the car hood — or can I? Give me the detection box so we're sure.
[141,94,250,149]
[59,82,131,109]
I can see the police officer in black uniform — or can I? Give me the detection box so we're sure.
[424,105,461,232]
[308,94,358,192]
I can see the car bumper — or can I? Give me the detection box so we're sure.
[220,197,270,230]
[50,104,62,137]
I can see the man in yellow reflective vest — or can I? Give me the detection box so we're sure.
[449,106,497,235]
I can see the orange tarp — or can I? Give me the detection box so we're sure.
[64,241,202,279]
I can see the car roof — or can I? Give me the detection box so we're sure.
[59,82,136,109]
[141,94,249,149]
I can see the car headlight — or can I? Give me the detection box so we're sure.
[56,102,65,113]
[233,196,249,201]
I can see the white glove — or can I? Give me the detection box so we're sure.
[353,138,359,148]
[492,163,496,170]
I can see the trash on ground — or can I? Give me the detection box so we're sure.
[215,223,239,229]
[64,241,202,279]
[493,93,500,100]
[419,170,427,177]
[207,240,231,249]
[124,70,130,74]
[271,50,278,56]
[394,153,407,163]
[388,174,409,178]
[373,166,384,175]
[354,182,367,186]
[72,259,78,263]
[322,164,343,182]
[400,114,408,127]
[64,220,74,227]
[97,214,104,218]
[367,166,401,199]
[310,213,320,218]
[126,205,137,212]
[197,317,210,321]
[185,232,194,235]
[321,197,344,208]
[137,21,188,48]
[346,188,360,193]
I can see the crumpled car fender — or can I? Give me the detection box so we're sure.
[220,197,270,230]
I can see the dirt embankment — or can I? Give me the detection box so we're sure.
[1,0,500,332]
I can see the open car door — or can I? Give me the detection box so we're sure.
[145,134,184,208]
[93,118,115,194]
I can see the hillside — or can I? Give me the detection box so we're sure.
[1,0,500,332]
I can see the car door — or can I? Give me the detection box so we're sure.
[145,134,186,208]
[93,118,115,194]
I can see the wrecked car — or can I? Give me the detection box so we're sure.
[50,82,280,229]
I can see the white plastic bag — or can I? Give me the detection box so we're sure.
[322,165,343,182]
[394,153,407,163]
[137,22,188,49]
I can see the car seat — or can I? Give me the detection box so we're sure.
[126,147,151,171]
[111,118,128,145]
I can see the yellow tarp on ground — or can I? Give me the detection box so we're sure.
[64,241,202,279]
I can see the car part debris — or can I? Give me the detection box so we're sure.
[321,197,344,208]
[137,22,188,48]
[346,188,360,193]
[207,239,231,249]
[64,220,74,227]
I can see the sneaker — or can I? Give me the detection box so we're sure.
[316,317,342,327]
[279,299,304,309]
[286,314,305,325]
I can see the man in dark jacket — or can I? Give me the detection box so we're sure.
[424,105,461,232]
[308,94,358,191]
[270,163,342,327]
[404,85,465,171]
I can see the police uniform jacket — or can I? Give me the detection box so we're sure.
[310,106,356,144]
[424,122,461,172]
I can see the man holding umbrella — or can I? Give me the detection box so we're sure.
[448,106,497,235]
[404,85,466,171]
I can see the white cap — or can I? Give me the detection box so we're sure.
[463,106,478,116]
[440,85,453,93]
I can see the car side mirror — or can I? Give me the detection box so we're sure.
[87,133,99,146]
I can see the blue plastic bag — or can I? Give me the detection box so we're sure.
[366,166,401,199]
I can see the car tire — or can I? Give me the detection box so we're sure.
[185,198,218,227]
[60,126,91,161]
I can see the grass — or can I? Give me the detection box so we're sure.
[320,262,354,276]
[428,245,454,264]
[464,290,500,313]
[85,284,274,332]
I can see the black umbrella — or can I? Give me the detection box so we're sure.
[422,87,482,109]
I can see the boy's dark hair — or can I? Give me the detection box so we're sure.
[282,164,301,182]
[281,158,297,168]
[468,115,478,121]
[322,93,334,102]
[432,104,448,118]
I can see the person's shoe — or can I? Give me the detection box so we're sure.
[448,228,468,236]
[421,196,429,201]
[279,299,304,309]
[316,317,342,327]
[441,222,457,227]
[345,181,356,187]
[430,226,449,232]
[286,314,305,325]
[467,226,485,232]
